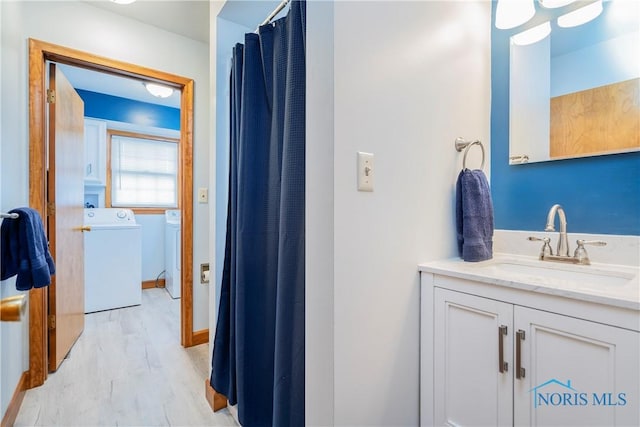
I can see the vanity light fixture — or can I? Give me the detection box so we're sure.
[511,21,552,45]
[144,82,174,98]
[557,0,603,27]
[110,0,137,4]
[539,0,575,8]
[495,0,536,29]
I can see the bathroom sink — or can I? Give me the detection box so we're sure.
[419,254,639,310]
[477,260,636,288]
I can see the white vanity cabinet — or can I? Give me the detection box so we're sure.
[433,288,513,426]
[422,269,639,427]
[513,305,638,427]
[83,118,107,185]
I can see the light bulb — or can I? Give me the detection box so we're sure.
[557,0,603,28]
[496,0,536,29]
[511,22,552,45]
[539,0,575,8]
[144,83,174,98]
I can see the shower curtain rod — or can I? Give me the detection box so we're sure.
[257,0,291,29]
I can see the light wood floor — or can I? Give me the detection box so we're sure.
[15,288,237,426]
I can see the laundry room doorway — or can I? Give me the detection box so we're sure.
[27,39,197,388]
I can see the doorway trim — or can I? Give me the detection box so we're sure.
[28,38,197,388]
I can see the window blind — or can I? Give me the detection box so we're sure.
[111,135,178,208]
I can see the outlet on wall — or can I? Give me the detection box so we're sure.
[200,263,210,284]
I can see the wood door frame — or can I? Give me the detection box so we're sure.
[28,38,197,388]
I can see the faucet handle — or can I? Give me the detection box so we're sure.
[528,236,550,243]
[574,240,606,265]
[528,236,553,258]
[576,239,607,247]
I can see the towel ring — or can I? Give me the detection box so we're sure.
[455,137,485,170]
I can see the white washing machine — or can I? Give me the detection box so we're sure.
[164,210,181,299]
[84,208,142,313]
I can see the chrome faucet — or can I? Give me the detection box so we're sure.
[527,204,607,265]
[545,204,570,257]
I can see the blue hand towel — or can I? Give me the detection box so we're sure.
[1,207,55,290]
[456,169,494,262]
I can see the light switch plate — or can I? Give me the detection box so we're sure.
[357,152,374,192]
[198,187,208,203]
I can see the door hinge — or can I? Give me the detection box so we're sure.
[46,89,55,104]
[48,314,56,330]
[47,202,55,216]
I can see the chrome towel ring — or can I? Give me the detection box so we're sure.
[455,137,485,170]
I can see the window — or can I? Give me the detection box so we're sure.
[108,131,179,209]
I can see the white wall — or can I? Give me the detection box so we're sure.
[305,1,335,425]
[0,4,210,411]
[0,0,30,418]
[0,279,29,417]
[307,1,491,425]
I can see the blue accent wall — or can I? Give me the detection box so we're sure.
[77,89,180,131]
[490,1,640,235]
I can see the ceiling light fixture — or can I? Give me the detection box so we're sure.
[110,0,137,4]
[539,0,576,8]
[511,21,552,45]
[557,0,603,27]
[144,83,174,99]
[496,0,536,29]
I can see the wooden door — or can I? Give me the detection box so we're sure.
[514,306,640,427]
[434,288,514,427]
[47,63,86,372]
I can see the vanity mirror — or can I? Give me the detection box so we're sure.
[509,0,639,165]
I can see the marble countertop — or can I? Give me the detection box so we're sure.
[419,253,640,311]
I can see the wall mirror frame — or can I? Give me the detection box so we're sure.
[508,0,640,165]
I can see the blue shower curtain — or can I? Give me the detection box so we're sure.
[210,1,305,426]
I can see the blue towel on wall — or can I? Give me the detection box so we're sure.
[1,207,55,290]
[456,169,494,262]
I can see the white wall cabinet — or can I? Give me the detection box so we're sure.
[83,118,107,185]
[423,274,639,427]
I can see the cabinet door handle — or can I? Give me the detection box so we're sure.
[498,325,508,373]
[516,329,526,379]
[87,163,92,175]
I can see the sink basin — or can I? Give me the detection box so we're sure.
[479,260,636,288]
[460,255,640,303]
[419,254,640,310]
